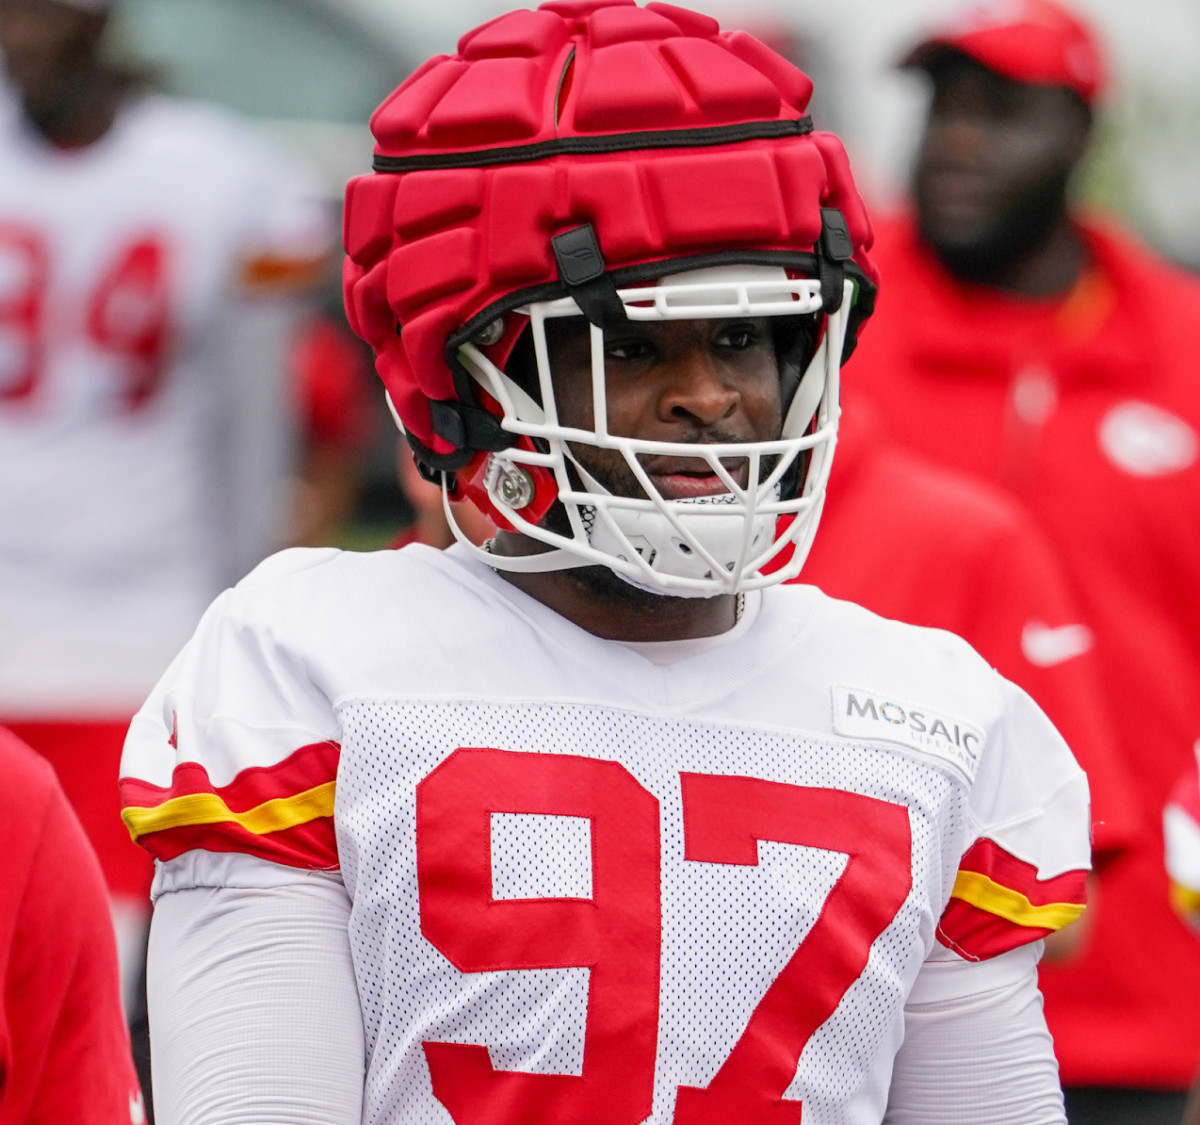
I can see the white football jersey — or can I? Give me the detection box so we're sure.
[121,545,1090,1125]
[0,88,329,715]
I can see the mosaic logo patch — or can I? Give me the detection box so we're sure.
[832,686,984,783]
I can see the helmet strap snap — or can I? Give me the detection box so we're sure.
[817,208,852,313]
[551,224,629,329]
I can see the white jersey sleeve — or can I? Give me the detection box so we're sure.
[147,857,364,1125]
[928,676,1091,964]
[831,634,1088,1123]
[119,549,344,892]
[885,947,1064,1124]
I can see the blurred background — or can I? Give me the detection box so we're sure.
[105,0,1200,541]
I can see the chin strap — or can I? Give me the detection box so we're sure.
[551,224,629,329]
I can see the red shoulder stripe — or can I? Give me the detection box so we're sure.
[120,740,340,870]
[956,837,1088,906]
[937,838,1088,962]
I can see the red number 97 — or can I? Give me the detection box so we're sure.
[417,748,912,1125]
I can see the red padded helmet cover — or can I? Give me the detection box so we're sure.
[343,0,878,458]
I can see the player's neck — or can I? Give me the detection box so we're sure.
[489,531,740,642]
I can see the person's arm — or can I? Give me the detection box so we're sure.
[885,673,1089,1122]
[885,945,1063,1124]
[118,552,357,1121]
[947,515,1122,965]
[147,855,364,1125]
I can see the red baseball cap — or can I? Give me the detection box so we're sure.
[900,0,1106,106]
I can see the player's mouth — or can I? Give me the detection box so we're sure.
[644,456,749,500]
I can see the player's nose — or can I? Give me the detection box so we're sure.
[656,349,739,428]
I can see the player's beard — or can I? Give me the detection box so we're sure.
[538,438,781,608]
[917,164,1073,287]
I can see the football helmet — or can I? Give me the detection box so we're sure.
[343,0,878,596]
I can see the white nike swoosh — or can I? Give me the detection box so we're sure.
[1021,622,1094,667]
[130,1091,146,1125]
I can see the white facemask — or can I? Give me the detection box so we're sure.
[436,265,854,597]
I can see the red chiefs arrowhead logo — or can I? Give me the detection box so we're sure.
[168,709,178,750]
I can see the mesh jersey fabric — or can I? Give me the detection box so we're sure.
[849,210,1200,1088]
[145,857,1065,1125]
[796,396,1139,862]
[121,544,1089,1123]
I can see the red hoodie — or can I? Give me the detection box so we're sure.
[0,726,142,1123]
[852,212,1200,1089]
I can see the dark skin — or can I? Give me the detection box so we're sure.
[913,52,1093,296]
[0,0,122,146]
[491,315,783,643]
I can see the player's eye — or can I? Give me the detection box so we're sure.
[715,322,764,351]
[604,336,657,364]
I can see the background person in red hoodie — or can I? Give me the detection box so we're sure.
[0,724,142,1123]
[851,1,1200,1120]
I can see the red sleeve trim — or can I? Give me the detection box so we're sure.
[119,740,340,870]
[936,838,1088,962]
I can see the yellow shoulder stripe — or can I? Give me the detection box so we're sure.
[952,869,1086,932]
[1169,880,1200,920]
[122,780,336,841]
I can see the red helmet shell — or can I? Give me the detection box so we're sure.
[343,0,878,464]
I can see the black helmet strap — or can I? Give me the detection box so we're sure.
[551,224,629,329]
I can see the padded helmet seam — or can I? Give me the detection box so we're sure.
[373,116,813,173]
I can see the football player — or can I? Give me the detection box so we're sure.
[121,3,1090,1122]
[0,0,329,998]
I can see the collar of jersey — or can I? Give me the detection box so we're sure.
[438,543,816,712]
